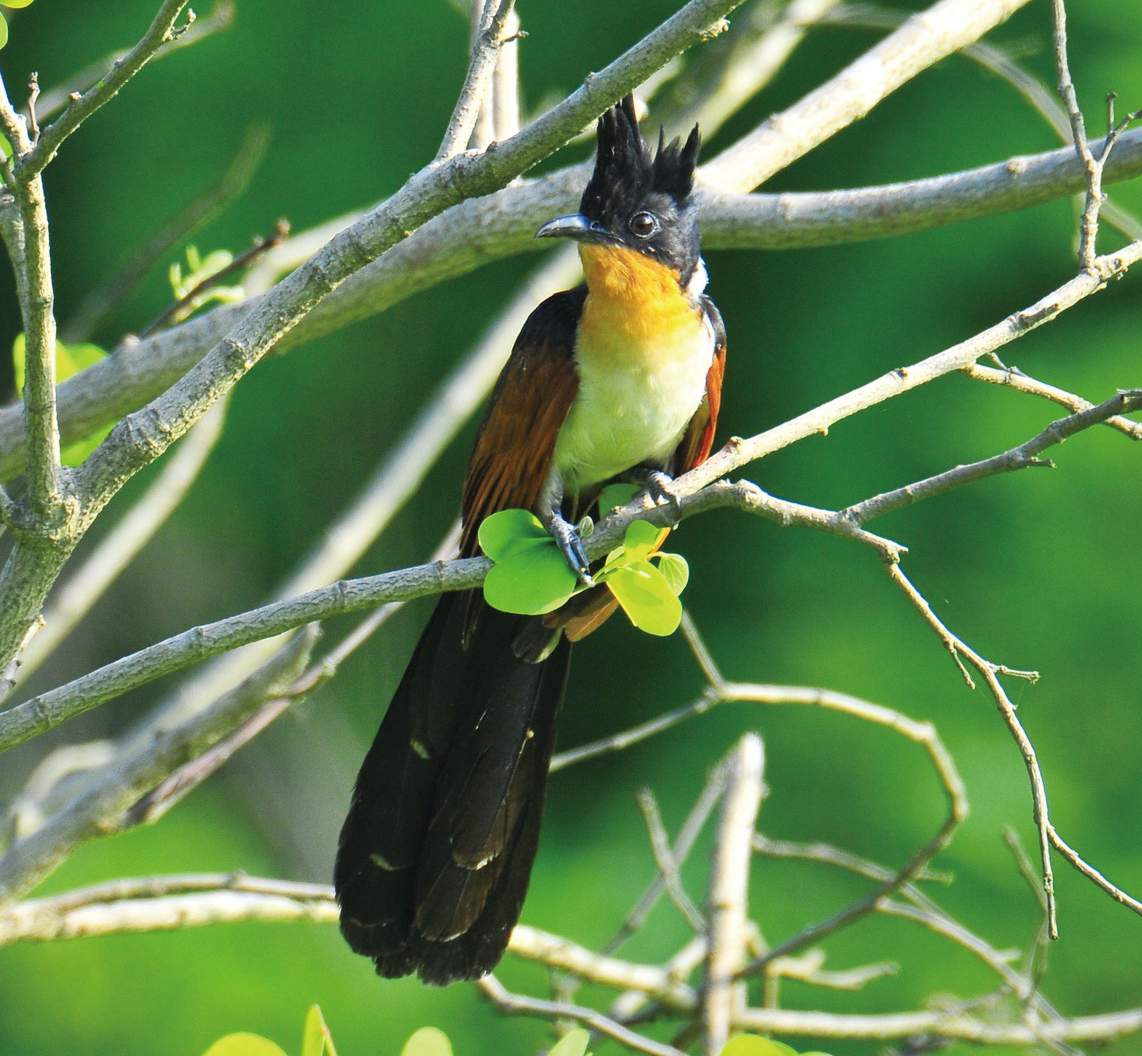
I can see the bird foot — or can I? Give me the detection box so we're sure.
[547,512,593,585]
[627,468,682,521]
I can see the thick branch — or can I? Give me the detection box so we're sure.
[70,0,748,515]
[701,0,1029,191]
[0,555,483,754]
[10,401,228,692]
[702,734,764,1055]
[0,630,318,904]
[7,239,1140,756]
[2,127,1141,483]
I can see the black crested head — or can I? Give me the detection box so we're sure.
[578,94,702,281]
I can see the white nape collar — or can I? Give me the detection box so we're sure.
[686,257,709,301]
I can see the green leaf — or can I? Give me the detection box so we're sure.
[301,1006,337,1056]
[0,17,8,51]
[654,552,689,596]
[720,1038,803,1056]
[477,508,551,560]
[622,518,662,559]
[12,335,111,465]
[400,1027,453,1056]
[201,1034,289,1056]
[484,543,578,615]
[607,559,682,636]
[596,482,638,514]
[549,1027,592,1056]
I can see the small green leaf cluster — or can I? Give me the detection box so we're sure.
[168,245,246,322]
[478,484,689,637]
[0,0,36,51]
[11,334,110,465]
[202,1005,337,1056]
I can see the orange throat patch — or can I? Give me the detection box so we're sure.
[577,244,698,350]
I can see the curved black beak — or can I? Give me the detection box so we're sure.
[535,213,619,245]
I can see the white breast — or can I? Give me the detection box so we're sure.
[553,311,715,494]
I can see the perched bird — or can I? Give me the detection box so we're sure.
[335,95,727,985]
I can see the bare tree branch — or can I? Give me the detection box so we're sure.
[2,125,1141,485]
[9,400,228,694]
[1050,0,1139,269]
[437,0,518,160]
[62,125,271,343]
[15,0,193,180]
[965,361,1142,440]
[0,628,318,904]
[477,975,687,1056]
[843,388,1142,522]
[35,1,235,123]
[701,0,1029,191]
[702,733,763,1055]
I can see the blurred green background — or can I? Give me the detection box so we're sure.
[1,1,1140,1054]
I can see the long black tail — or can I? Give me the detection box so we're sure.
[334,593,571,984]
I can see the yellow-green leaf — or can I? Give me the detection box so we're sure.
[401,1026,453,1056]
[201,1033,289,1056]
[0,14,9,49]
[12,335,111,465]
[484,543,578,615]
[478,508,550,561]
[654,552,689,596]
[0,1,38,10]
[549,1027,592,1056]
[622,518,661,559]
[301,1005,337,1056]
[607,559,682,636]
[720,1038,803,1056]
[597,482,638,514]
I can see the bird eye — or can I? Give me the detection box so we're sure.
[628,211,659,238]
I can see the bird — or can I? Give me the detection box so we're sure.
[334,94,727,985]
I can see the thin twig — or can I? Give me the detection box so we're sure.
[477,975,687,1056]
[964,363,1142,441]
[35,1,235,122]
[844,389,1142,522]
[635,789,706,934]
[138,219,290,338]
[1051,0,1140,269]
[679,610,725,688]
[436,0,518,160]
[601,764,727,955]
[15,0,193,180]
[63,124,270,342]
[1004,826,1051,997]
[885,564,1060,936]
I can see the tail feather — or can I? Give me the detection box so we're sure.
[334,592,570,983]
